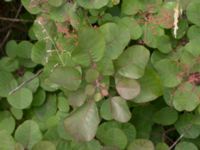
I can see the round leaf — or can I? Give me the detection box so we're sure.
[0,57,19,72]
[32,141,56,150]
[21,0,41,14]
[116,77,140,100]
[175,142,198,150]
[157,35,172,53]
[127,139,154,150]
[17,41,33,59]
[100,99,113,120]
[0,111,15,134]
[133,67,163,103]
[173,83,200,112]
[97,125,127,150]
[155,143,169,150]
[116,45,150,79]
[154,59,182,87]
[77,0,109,9]
[0,130,15,150]
[121,0,141,15]
[7,88,33,109]
[14,120,42,149]
[72,27,105,66]
[110,96,131,122]
[153,107,178,125]
[64,102,100,141]
[32,88,46,107]
[100,23,130,60]
[187,25,200,40]
[117,17,142,40]
[175,113,200,139]
[5,40,18,58]
[0,71,18,97]
[49,66,81,91]
[20,72,39,93]
[186,1,200,26]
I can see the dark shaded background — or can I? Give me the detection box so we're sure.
[0,0,31,56]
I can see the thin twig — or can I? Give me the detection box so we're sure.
[0,16,33,23]
[169,134,184,150]
[0,4,22,50]
[9,69,43,95]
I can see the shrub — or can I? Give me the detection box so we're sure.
[1,0,200,149]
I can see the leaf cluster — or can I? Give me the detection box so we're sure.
[1,0,200,149]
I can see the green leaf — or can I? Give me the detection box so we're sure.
[0,111,15,134]
[127,139,154,150]
[116,45,150,79]
[175,113,200,139]
[31,40,49,65]
[175,142,198,150]
[34,94,57,122]
[19,72,39,93]
[68,88,87,107]
[70,140,102,150]
[57,95,69,112]
[14,120,42,149]
[0,71,18,97]
[99,22,130,60]
[173,83,200,111]
[155,143,169,150]
[186,1,200,27]
[97,56,114,75]
[157,35,172,53]
[10,107,23,120]
[110,97,131,122]
[15,143,24,150]
[133,67,163,103]
[96,122,127,149]
[142,23,164,48]
[174,19,189,39]
[85,69,99,83]
[21,0,41,14]
[187,25,200,40]
[120,123,136,144]
[32,16,56,41]
[153,107,178,125]
[100,99,113,120]
[32,141,56,150]
[64,101,100,141]
[49,66,81,91]
[48,0,63,7]
[116,76,140,100]
[77,0,109,9]
[7,88,33,109]
[121,0,141,15]
[32,88,46,107]
[5,40,18,58]
[17,41,33,59]
[0,57,19,72]
[0,130,15,150]
[185,38,200,56]
[50,4,69,22]
[117,17,142,40]
[132,105,156,138]
[154,59,182,87]
[72,27,105,66]
[57,120,72,140]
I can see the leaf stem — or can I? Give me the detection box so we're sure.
[9,69,43,95]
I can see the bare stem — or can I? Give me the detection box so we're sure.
[169,134,184,150]
[9,69,43,95]
[0,16,33,23]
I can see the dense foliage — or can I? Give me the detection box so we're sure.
[1,0,200,149]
